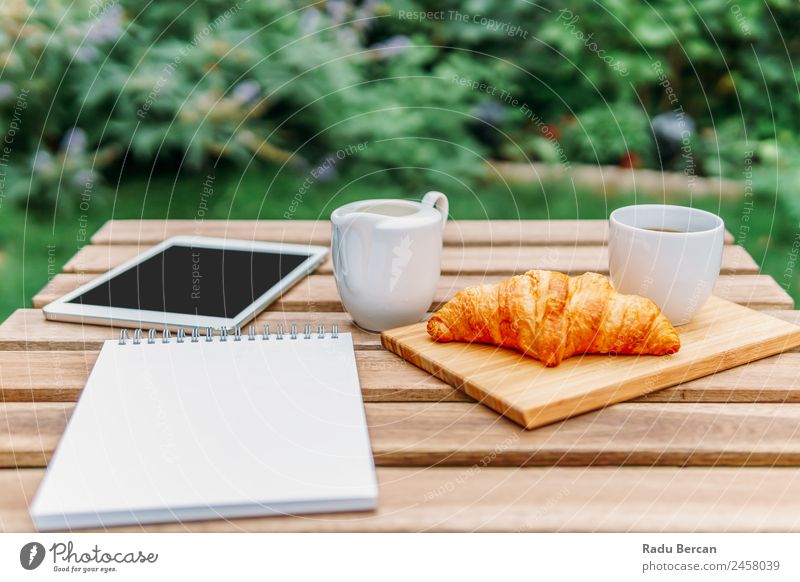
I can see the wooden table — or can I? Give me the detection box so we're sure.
[2,219,800,532]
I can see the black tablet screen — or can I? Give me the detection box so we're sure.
[68,245,311,317]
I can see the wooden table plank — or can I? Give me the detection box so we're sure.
[0,350,462,403]
[372,402,800,467]
[90,219,736,247]
[0,310,381,350]
[0,403,71,467]
[3,465,798,532]
[3,308,799,352]
[7,401,800,468]
[91,219,613,247]
[62,244,758,276]
[0,351,97,402]
[32,273,795,311]
[3,349,800,404]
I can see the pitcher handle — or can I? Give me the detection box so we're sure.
[422,191,448,231]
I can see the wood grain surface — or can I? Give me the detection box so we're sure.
[2,349,799,404]
[32,273,794,311]
[89,219,609,247]
[90,219,736,247]
[2,466,798,532]
[62,243,757,276]
[7,401,800,469]
[4,309,798,353]
[383,297,800,429]
[0,309,380,350]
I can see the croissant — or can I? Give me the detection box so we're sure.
[427,270,680,367]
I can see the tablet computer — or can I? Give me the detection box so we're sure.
[43,236,328,330]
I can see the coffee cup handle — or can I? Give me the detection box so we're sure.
[422,191,448,231]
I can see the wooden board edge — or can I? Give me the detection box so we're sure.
[518,326,800,430]
[381,327,527,426]
[382,305,800,431]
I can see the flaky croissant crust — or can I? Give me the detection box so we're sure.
[427,270,680,367]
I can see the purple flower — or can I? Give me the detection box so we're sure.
[0,83,14,101]
[299,8,322,34]
[370,35,411,60]
[355,0,380,21]
[32,150,55,175]
[72,169,96,188]
[74,46,99,62]
[232,80,260,104]
[60,128,87,156]
[314,155,338,182]
[336,28,359,49]
[85,4,123,44]
[326,0,349,24]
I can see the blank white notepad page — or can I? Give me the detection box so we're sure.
[31,332,377,530]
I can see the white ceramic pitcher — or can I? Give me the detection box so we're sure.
[331,192,448,332]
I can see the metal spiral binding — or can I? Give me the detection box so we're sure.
[117,324,342,344]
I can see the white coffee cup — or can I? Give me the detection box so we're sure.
[331,192,448,332]
[608,204,725,325]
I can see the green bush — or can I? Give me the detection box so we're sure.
[1,0,799,211]
[560,104,654,167]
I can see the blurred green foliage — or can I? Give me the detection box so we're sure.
[0,0,798,205]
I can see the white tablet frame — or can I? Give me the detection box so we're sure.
[43,236,329,331]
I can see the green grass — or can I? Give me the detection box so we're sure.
[0,162,797,321]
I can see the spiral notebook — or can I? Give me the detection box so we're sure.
[31,324,378,531]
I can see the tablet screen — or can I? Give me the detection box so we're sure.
[67,245,311,318]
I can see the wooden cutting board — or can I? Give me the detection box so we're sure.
[381,296,800,430]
